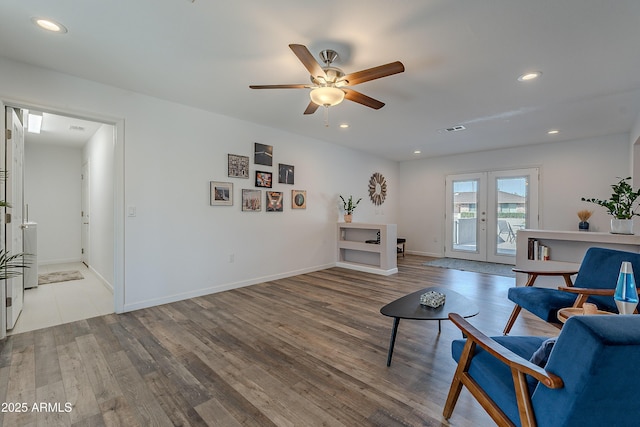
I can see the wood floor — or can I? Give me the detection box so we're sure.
[0,255,559,427]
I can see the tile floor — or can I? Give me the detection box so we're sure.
[8,262,114,335]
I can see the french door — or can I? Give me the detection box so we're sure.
[445,168,539,264]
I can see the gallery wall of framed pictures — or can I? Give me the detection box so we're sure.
[210,142,306,212]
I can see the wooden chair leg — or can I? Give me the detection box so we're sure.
[503,272,539,335]
[443,339,476,419]
[512,370,536,427]
[503,305,522,335]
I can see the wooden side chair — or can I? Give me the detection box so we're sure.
[503,247,640,334]
[444,313,640,427]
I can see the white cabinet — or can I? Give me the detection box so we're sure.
[515,229,640,287]
[337,223,398,276]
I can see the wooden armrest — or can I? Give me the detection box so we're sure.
[449,313,563,389]
[512,268,579,276]
[557,286,616,296]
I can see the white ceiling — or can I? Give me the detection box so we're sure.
[2,0,640,161]
[23,112,102,148]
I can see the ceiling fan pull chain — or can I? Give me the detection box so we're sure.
[324,105,330,127]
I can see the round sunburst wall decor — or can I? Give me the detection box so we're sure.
[368,172,387,206]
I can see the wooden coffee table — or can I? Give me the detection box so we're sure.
[380,287,479,366]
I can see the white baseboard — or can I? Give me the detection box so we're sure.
[335,262,398,276]
[88,265,114,293]
[123,262,335,312]
[38,257,83,266]
[406,250,444,258]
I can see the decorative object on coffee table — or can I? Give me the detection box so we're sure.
[420,291,446,308]
[582,177,640,234]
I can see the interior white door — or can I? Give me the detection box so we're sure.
[5,107,24,330]
[81,162,90,266]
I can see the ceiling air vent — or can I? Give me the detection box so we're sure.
[445,125,466,132]
[69,125,85,131]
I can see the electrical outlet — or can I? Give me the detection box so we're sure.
[229,254,235,263]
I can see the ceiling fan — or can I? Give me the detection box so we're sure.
[250,44,405,115]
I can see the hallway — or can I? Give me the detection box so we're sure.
[8,262,114,335]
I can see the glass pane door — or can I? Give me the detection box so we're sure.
[445,173,487,261]
[487,168,539,263]
[446,169,538,264]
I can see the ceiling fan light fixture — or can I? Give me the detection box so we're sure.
[310,87,345,107]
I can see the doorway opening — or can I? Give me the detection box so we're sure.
[3,106,116,335]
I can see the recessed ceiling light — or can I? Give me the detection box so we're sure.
[518,71,542,82]
[32,17,68,33]
[548,129,559,135]
[413,150,421,154]
[339,123,349,129]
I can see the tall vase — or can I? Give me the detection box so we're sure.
[615,261,639,314]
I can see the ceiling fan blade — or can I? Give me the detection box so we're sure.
[343,61,405,86]
[303,101,320,115]
[343,88,385,109]
[289,44,327,80]
[249,84,309,89]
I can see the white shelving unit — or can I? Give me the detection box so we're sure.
[337,223,398,276]
[515,229,640,287]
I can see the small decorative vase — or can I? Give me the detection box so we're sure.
[344,214,353,223]
[578,221,589,231]
[615,261,639,314]
[611,218,634,235]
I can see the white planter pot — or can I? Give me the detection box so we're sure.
[611,218,634,235]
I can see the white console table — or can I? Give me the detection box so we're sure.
[337,223,398,276]
[515,229,640,287]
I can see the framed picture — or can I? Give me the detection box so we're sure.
[291,190,306,209]
[278,163,294,184]
[242,189,262,212]
[255,170,272,188]
[228,154,249,178]
[254,143,273,166]
[266,191,283,212]
[210,181,233,206]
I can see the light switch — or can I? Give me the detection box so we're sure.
[128,206,136,217]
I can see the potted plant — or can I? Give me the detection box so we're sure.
[582,177,640,234]
[340,195,361,223]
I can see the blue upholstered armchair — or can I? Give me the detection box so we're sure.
[504,247,640,334]
[444,313,640,427]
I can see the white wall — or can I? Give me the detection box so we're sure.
[24,143,82,264]
[399,133,630,257]
[631,110,640,184]
[83,124,115,288]
[0,57,398,312]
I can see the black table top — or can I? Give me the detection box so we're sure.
[380,287,479,321]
